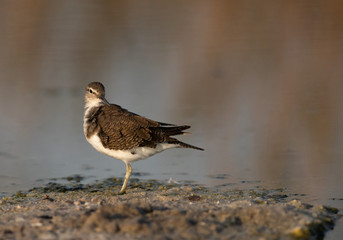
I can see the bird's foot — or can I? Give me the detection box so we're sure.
[118,189,126,195]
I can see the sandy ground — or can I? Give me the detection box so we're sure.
[0,178,339,240]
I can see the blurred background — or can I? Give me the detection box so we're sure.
[0,1,343,236]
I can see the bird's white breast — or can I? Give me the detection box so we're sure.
[86,133,178,163]
[84,103,179,163]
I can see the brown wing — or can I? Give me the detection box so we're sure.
[95,104,204,151]
[96,104,163,150]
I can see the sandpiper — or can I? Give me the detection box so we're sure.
[83,82,204,194]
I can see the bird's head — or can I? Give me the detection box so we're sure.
[85,82,109,108]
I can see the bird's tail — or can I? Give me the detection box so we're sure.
[155,125,191,136]
[178,141,204,151]
[166,137,204,151]
[152,125,204,151]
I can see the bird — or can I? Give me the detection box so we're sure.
[83,82,204,194]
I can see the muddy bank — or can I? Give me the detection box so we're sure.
[0,178,339,239]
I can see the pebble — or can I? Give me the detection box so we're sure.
[42,225,55,231]
[38,232,57,240]
[90,197,104,205]
[75,206,82,211]
[15,217,25,222]
[31,221,43,227]
[180,186,193,192]
[64,200,73,205]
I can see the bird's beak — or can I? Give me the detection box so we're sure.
[101,96,110,106]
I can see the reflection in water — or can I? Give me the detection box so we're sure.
[0,2,343,236]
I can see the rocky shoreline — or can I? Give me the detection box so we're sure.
[0,178,339,239]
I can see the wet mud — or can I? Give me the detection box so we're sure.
[0,178,339,239]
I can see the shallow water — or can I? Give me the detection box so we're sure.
[0,1,343,238]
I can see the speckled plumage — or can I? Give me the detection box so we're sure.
[85,103,201,150]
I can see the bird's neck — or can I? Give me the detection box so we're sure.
[84,98,106,110]
[84,99,104,128]
[83,102,103,138]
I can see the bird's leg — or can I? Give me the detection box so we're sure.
[119,162,132,194]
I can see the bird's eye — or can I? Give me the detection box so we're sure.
[89,89,93,94]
